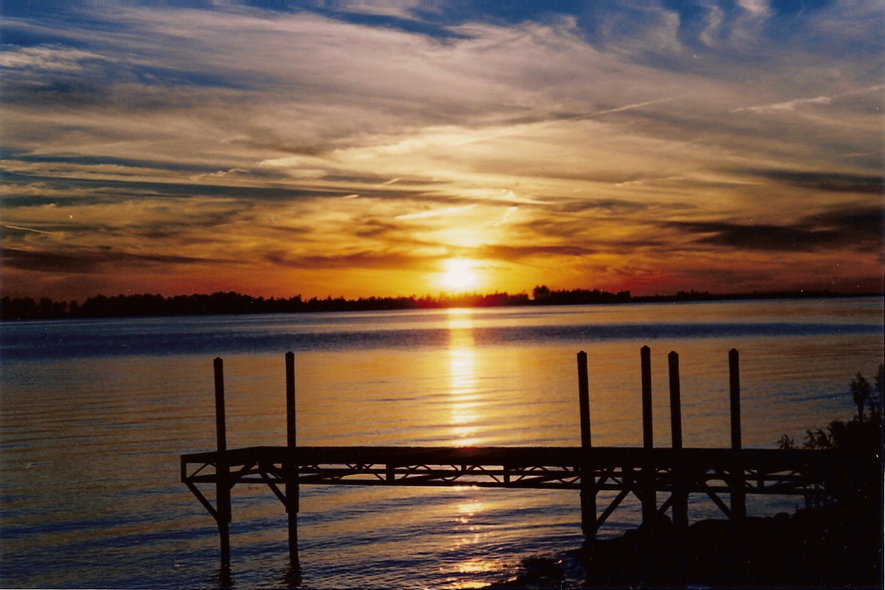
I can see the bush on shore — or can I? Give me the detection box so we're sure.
[518,364,885,589]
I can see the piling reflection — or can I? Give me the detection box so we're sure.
[213,566,233,590]
[447,309,480,446]
[281,561,302,589]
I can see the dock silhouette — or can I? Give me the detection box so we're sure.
[181,348,850,571]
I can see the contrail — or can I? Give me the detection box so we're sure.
[580,95,686,119]
[3,224,52,234]
[731,84,885,113]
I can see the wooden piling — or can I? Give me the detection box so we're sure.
[729,349,746,521]
[640,346,656,526]
[577,351,596,538]
[180,349,851,574]
[729,349,741,450]
[213,357,231,571]
[641,346,653,450]
[285,351,299,566]
[668,351,688,532]
[668,352,683,451]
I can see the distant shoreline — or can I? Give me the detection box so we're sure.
[1,289,881,322]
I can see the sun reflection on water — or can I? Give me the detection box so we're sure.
[447,308,480,446]
[448,558,499,588]
[444,498,496,589]
[456,500,482,524]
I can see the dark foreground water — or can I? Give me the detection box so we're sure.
[1,298,882,588]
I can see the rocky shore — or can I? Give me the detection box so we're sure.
[489,505,883,589]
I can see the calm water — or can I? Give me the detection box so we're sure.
[1,298,882,589]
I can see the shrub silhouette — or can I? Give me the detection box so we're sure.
[779,363,884,513]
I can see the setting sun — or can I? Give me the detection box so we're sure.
[2,3,882,304]
[441,259,477,292]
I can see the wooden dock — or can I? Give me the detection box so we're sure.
[181,349,848,571]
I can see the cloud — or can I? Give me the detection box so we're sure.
[0,45,104,72]
[731,85,884,115]
[1,246,237,274]
[2,224,53,235]
[732,95,833,113]
[675,222,843,251]
[394,204,477,220]
[478,244,596,261]
[668,205,883,253]
[491,206,517,227]
[1,2,882,298]
[264,249,431,271]
[742,169,885,194]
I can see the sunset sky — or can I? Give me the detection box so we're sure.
[1,1,883,302]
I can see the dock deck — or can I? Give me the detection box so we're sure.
[181,349,854,571]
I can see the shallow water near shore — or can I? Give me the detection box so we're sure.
[1,298,882,588]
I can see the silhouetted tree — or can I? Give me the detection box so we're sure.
[1,289,878,321]
[780,363,884,512]
[851,372,873,422]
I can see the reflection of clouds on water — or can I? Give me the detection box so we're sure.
[448,308,481,447]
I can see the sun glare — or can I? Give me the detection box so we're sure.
[441,259,477,291]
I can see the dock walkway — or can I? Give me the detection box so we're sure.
[181,349,847,571]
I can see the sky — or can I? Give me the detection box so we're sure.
[1,0,883,302]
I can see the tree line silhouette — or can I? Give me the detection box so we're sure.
[0,286,858,321]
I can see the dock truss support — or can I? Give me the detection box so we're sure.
[181,349,849,568]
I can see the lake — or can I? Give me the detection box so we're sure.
[1,298,882,588]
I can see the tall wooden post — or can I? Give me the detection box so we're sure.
[641,346,654,450]
[729,349,746,521]
[668,352,683,451]
[640,346,656,526]
[285,351,300,566]
[577,351,596,539]
[668,351,688,532]
[214,357,231,571]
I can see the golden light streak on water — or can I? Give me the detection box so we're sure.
[1,299,881,588]
[448,308,482,446]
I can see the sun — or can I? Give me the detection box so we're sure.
[441,258,477,291]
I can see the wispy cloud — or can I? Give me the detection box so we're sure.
[731,85,885,114]
[1,1,882,299]
[394,204,477,220]
[2,224,54,235]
